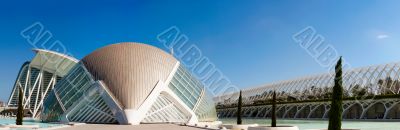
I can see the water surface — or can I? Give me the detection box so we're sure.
[219,118,400,130]
[0,118,63,130]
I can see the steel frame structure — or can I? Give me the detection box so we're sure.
[40,43,217,125]
[218,98,400,119]
[215,62,400,120]
[7,49,78,118]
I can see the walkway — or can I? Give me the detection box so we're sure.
[53,124,214,130]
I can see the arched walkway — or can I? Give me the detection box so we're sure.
[257,108,267,118]
[296,106,310,118]
[276,107,286,118]
[309,105,325,118]
[344,103,362,119]
[386,104,400,119]
[364,103,385,119]
[285,107,297,118]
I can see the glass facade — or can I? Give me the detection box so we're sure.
[66,88,118,124]
[142,94,189,123]
[42,63,118,123]
[13,45,218,124]
[7,49,78,118]
[194,90,218,121]
[42,63,87,122]
[168,66,203,109]
[8,62,30,107]
[168,65,217,121]
[8,64,52,108]
[43,63,217,124]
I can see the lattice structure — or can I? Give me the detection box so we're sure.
[7,49,77,118]
[218,98,400,119]
[215,62,400,120]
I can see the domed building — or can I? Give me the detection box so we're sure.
[40,42,217,125]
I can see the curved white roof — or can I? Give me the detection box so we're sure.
[30,49,79,76]
[33,49,79,62]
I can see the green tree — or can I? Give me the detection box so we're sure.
[271,91,277,127]
[16,87,23,125]
[328,57,343,130]
[237,90,242,125]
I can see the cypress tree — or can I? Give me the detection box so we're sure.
[16,87,23,125]
[328,57,343,130]
[271,91,277,127]
[237,90,242,125]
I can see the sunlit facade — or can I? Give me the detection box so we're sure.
[40,42,217,125]
[7,49,78,118]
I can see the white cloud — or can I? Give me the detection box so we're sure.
[377,34,389,39]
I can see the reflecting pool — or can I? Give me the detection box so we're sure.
[219,118,400,130]
[0,118,64,130]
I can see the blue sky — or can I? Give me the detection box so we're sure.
[1,0,400,101]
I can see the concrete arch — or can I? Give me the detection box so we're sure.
[308,105,325,118]
[276,106,286,118]
[216,99,400,120]
[343,103,362,119]
[385,103,400,119]
[284,106,297,118]
[363,102,386,119]
[255,107,267,118]
[295,105,310,118]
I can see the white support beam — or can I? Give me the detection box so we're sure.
[24,72,42,108]
[33,74,56,118]
[33,71,44,111]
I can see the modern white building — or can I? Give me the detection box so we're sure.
[7,49,78,118]
[40,43,217,125]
